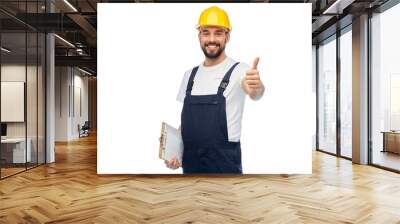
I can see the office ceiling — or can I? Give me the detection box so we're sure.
[0,0,393,74]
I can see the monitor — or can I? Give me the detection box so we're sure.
[1,123,7,137]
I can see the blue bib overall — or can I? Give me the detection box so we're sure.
[181,62,242,174]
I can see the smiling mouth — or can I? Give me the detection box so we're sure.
[206,44,219,50]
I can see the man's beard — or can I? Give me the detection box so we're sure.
[201,42,225,59]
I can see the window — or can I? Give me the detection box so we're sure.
[318,36,337,154]
[371,2,400,171]
[339,28,352,158]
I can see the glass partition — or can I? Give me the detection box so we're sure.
[0,1,46,179]
[27,30,38,169]
[339,28,352,158]
[38,32,45,165]
[1,31,28,177]
[317,35,337,155]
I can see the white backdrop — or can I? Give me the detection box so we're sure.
[97,3,312,174]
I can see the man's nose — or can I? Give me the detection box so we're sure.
[208,34,216,42]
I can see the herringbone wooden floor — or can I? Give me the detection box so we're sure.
[1,134,400,224]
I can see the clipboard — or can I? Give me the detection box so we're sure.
[159,122,183,163]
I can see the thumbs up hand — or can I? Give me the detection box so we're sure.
[242,57,265,100]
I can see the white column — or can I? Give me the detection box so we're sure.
[46,1,55,163]
[352,14,369,164]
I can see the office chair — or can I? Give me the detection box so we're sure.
[79,121,90,138]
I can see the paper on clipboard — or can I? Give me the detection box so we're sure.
[159,122,183,163]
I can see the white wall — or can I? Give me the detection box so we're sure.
[55,66,89,141]
[1,65,40,137]
[55,66,69,141]
[71,71,89,138]
[1,65,26,129]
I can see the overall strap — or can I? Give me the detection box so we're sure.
[217,62,240,96]
[185,66,199,96]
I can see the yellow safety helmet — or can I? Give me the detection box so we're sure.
[197,6,231,31]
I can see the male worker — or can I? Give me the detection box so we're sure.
[165,6,265,174]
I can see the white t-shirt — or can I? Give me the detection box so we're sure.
[176,57,250,142]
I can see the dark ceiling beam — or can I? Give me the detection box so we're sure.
[311,0,374,42]
[312,14,352,44]
[52,0,78,13]
[1,12,96,47]
[372,0,398,12]
[312,15,335,33]
[312,0,355,35]
[13,13,82,32]
[312,0,389,44]
[55,55,96,69]
[86,0,97,12]
[323,0,356,14]
[67,13,97,39]
[56,47,97,56]
[51,0,97,47]
[0,8,38,31]
[78,66,97,75]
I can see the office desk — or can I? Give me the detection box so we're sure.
[381,131,400,154]
[1,138,32,163]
